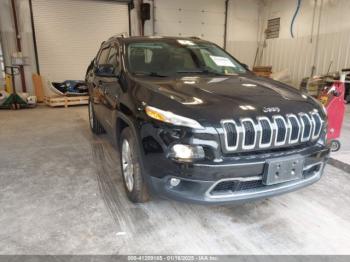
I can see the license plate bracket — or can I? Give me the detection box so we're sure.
[263,156,304,185]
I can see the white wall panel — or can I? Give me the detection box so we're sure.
[143,0,260,66]
[155,0,224,10]
[226,0,260,67]
[153,0,225,47]
[226,41,257,67]
[32,0,129,88]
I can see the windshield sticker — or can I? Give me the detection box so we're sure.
[209,56,236,67]
[177,40,196,46]
[144,49,153,63]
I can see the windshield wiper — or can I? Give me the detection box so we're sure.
[176,70,203,74]
[133,71,169,77]
[176,69,224,76]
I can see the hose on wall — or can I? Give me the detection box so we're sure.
[290,0,302,38]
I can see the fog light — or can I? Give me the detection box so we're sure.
[169,144,205,161]
[169,178,181,187]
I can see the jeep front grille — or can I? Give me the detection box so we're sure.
[221,112,324,153]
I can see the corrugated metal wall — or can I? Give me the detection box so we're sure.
[262,30,350,87]
[0,0,130,94]
[260,0,350,88]
[32,0,129,86]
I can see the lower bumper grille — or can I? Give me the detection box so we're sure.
[213,179,264,193]
[210,163,322,196]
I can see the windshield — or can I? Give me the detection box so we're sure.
[126,40,247,76]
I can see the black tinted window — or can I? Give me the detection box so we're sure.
[126,40,246,76]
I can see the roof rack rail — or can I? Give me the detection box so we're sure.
[189,36,201,40]
[109,32,129,40]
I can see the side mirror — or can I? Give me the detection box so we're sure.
[95,64,118,77]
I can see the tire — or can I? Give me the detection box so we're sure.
[120,127,150,203]
[330,140,341,152]
[88,99,105,134]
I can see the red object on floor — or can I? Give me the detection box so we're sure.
[318,80,346,142]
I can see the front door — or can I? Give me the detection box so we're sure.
[98,43,123,134]
[91,45,111,127]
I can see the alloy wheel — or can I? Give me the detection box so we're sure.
[88,101,94,129]
[122,139,134,192]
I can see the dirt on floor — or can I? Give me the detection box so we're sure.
[0,106,350,255]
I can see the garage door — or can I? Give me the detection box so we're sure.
[154,0,226,47]
[32,0,129,82]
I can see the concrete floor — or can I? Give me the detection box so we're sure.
[0,105,350,255]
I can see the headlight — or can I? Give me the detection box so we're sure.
[145,106,204,129]
[168,144,205,162]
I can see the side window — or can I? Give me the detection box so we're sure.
[107,45,119,68]
[97,47,110,65]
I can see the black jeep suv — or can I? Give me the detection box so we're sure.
[86,35,330,204]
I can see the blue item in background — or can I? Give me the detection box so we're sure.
[51,80,88,96]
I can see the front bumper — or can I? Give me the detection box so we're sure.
[146,146,330,205]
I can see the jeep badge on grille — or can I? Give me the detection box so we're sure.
[263,107,280,113]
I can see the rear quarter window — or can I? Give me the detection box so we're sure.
[97,48,110,65]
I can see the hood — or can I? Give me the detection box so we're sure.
[134,74,324,125]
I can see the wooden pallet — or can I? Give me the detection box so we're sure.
[44,95,89,108]
[253,66,272,78]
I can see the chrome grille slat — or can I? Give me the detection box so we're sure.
[286,114,301,144]
[224,122,237,147]
[221,111,323,153]
[273,116,287,146]
[257,117,273,148]
[241,119,256,150]
[311,112,323,140]
[299,113,313,142]
[221,120,240,151]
